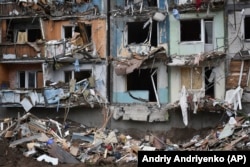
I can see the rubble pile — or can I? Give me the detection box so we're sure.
[0,112,250,166]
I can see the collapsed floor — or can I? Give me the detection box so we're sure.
[0,109,250,167]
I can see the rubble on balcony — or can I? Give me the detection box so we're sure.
[168,0,225,13]
[168,51,226,66]
[0,110,250,166]
[16,0,99,17]
[43,77,107,109]
[113,46,168,76]
[0,75,107,110]
[110,0,168,17]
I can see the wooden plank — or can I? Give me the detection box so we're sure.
[181,67,191,89]
[226,75,247,89]
[78,22,90,45]
[192,67,202,89]
[9,133,42,148]
[230,61,249,72]
[181,67,202,89]
[223,134,248,150]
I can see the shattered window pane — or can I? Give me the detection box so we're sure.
[64,26,74,39]
[28,29,42,42]
[127,21,157,46]
[74,70,91,82]
[63,26,81,39]
[127,68,157,101]
[180,20,201,42]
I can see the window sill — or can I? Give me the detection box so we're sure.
[179,41,204,45]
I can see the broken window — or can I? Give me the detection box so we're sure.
[127,68,157,102]
[28,29,42,42]
[64,24,92,45]
[6,18,42,43]
[244,16,250,41]
[74,70,91,82]
[18,71,36,88]
[146,0,157,6]
[180,20,201,42]
[64,71,72,83]
[125,0,157,7]
[63,26,80,39]
[64,70,91,83]
[205,67,214,98]
[15,29,42,43]
[127,21,157,46]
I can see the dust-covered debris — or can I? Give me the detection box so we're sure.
[1,111,250,167]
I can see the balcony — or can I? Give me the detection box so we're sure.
[169,0,225,12]
[0,1,37,17]
[0,42,45,62]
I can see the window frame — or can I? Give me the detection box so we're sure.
[244,15,250,41]
[179,19,205,44]
[125,20,158,46]
[18,71,37,89]
[14,28,42,43]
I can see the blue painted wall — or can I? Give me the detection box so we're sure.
[110,0,170,104]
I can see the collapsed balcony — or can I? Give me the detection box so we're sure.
[0,75,107,110]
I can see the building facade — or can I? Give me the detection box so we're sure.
[2,0,245,131]
[0,0,108,111]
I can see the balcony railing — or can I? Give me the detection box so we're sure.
[0,42,45,61]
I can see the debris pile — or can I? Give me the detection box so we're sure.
[0,111,250,166]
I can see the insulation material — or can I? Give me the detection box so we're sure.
[179,86,188,126]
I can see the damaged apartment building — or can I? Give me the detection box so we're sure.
[109,0,170,122]
[109,0,229,126]
[0,0,108,112]
[225,0,250,106]
[1,0,249,130]
[168,0,227,126]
